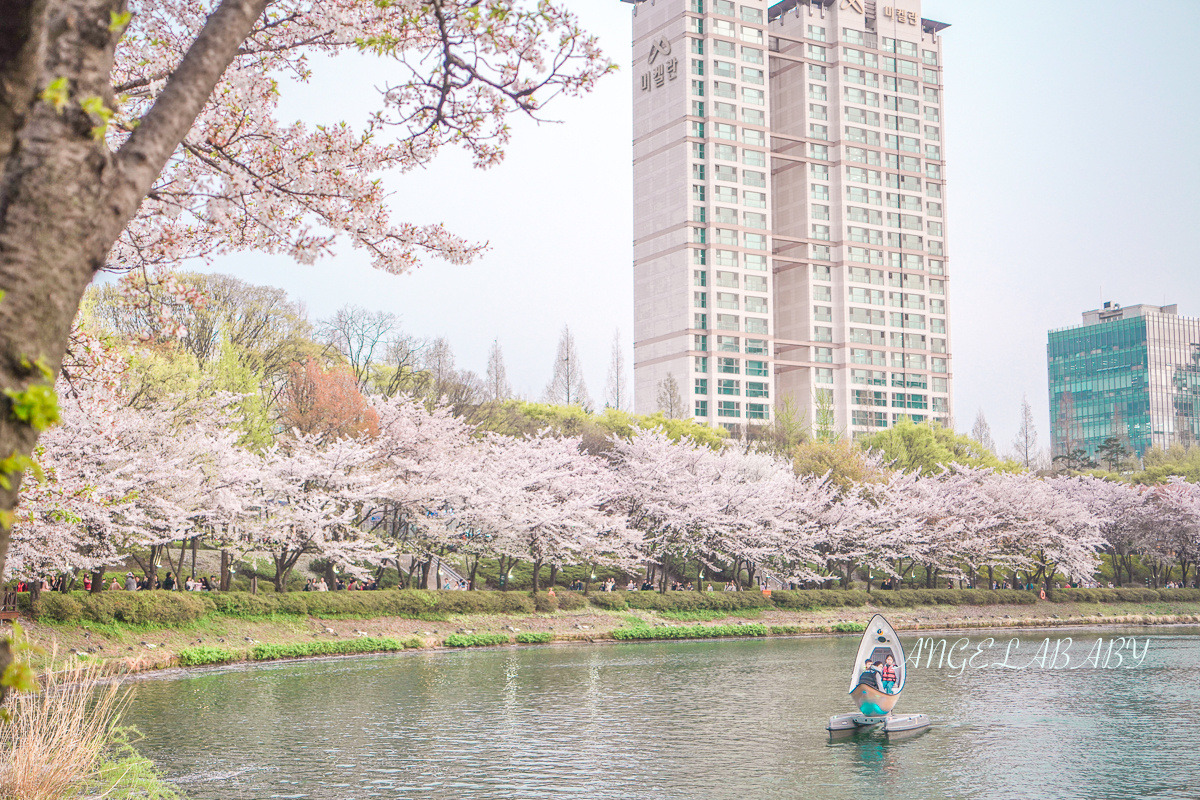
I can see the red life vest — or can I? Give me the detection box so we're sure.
[880,663,898,681]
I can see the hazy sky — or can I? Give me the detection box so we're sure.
[197,0,1200,451]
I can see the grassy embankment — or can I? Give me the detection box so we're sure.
[8,587,1200,673]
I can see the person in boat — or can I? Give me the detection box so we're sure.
[856,658,880,690]
[879,654,898,694]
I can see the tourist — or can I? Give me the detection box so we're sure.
[162,571,176,591]
[547,586,556,598]
[202,576,214,591]
[83,575,92,591]
[626,580,637,591]
[124,572,138,591]
[880,654,898,694]
[641,579,653,591]
[303,578,313,591]
[604,578,615,592]
[856,658,880,690]
[109,576,120,591]
[318,578,328,592]
[706,583,714,592]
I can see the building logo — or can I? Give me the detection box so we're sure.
[840,0,864,12]
[883,6,919,25]
[648,36,671,64]
[640,36,678,92]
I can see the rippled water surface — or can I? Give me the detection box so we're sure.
[122,627,1200,799]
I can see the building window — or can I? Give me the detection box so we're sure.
[747,403,768,420]
[747,381,769,399]
[717,400,741,418]
[745,339,767,355]
[694,355,708,373]
[718,379,740,396]
[695,400,709,417]
[694,378,708,395]
[717,335,739,352]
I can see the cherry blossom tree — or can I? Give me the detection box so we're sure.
[463,432,629,593]
[0,0,613,581]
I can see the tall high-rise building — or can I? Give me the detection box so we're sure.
[630,0,952,435]
[1048,302,1200,464]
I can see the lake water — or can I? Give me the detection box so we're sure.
[121,626,1200,800]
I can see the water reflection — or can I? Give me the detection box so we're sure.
[120,627,1200,800]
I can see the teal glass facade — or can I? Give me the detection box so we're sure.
[1048,308,1200,460]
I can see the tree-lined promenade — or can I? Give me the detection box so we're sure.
[10,376,1200,601]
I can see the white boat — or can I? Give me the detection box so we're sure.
[827,614,930,737]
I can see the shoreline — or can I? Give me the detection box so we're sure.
[14,600,1200,679]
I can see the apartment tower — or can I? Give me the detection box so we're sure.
[631,0,952,435]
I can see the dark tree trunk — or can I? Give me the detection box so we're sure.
[219,549,231,592]
[468,557,479,591]
[0,0,280,580]
[191,536,198,578]
[90,568,103,593]
[531,559,542,594]
[548,563,558,591]
[324,561,336,591]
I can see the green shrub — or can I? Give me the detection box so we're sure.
[618,590,772,613]
[36,590,215,626]
[1050,587,1174,604]
[1116,588,1161,603]
[209,592,279,617]
[555,591,587,611]
[611,623,768,640]
[35,593,83,622]
[1158,588,1200,602]
[444,633,511,647]
[865,588,1036,608]
[587,592,628,611]
[768,625,805,635]
[831,621,866,633]
[533,593,558,613]
[250,637,406,660]
[177,646,237,666]
[515,632,554,643]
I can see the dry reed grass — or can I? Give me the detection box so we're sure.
[0,650,128,800]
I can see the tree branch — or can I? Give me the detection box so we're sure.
[115,0,269,214]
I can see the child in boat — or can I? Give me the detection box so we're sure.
[856,658,880,690]
[879,654,898,694]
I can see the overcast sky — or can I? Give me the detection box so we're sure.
[197,0,1200,451]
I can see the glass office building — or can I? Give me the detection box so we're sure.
[1047,302,1200,461]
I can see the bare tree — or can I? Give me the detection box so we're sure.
[970,409,996,454]
[604,329,629,410]
[655,373,685,419]
[544,325,589,407]
[423,337,457,401]
[318,305,402,390]
[484,338,512,402]
[1012,395,1040,470]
